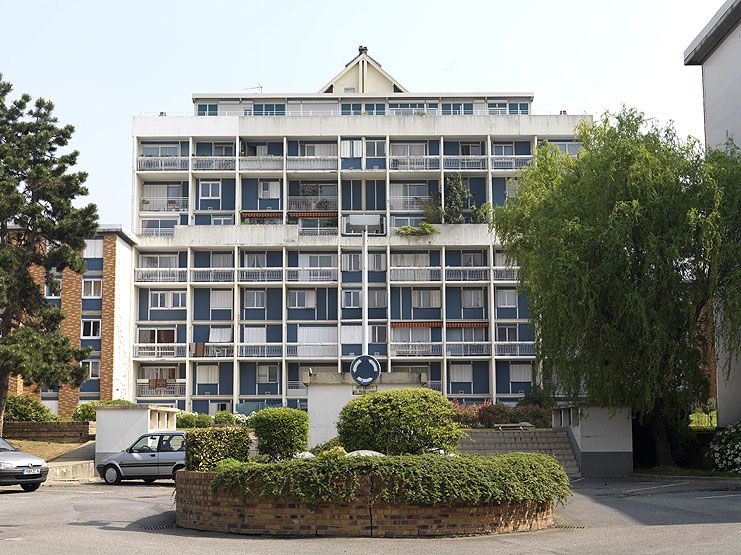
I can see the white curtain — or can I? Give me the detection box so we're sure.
[210,290,232,309]
[341,325,362,344]
[449,364,473,382]
[243,326,266,343]
[209,327,232,342]
[196,365,218,385]
[510,364,533,383]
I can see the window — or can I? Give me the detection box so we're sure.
[369,324,387,343]
[550,141,581,156]
[257,364,279,383]
[81,319,101,338]
[212,216,234,226]
[83,239,103,259]
[448,327,486,342]
[211,253,233,268]
[496,289,517,308]
[210,290,231,310]
[368,289,387,309]
[307,253,335,268]
[366,139,385,157]
[139,254,178,268]
[363,104,385,116]
[390,143,426,157]
[244,289,265,308]
[258,180,281,199]
[510,363,533,383]
[496,325,518,342]
[82,360,100,379]
[243,326,267,343]
[150,291,185,309]
[213,143,234,156]
[197,104,218,116]
[137,328,175,344]
[44,276,62,298]
[461,251,484,267]
[508,102,529,115]
[131,435,160,453]
[288,290,316,309]
[341,103,362,115]
[412,289,442,308]
[492,143,514,156]
[441,103,473,115]
[488,102,507,115]
[392,327,431,342]
[171,291,186,308]
[392,216,425,229]
[297,325,337,343]
[243,252,266,268]
[369,252,386,271]
[199,181,221,200]
[505,180,516,199]
[461,143,482,155]
[196,365,219,385]
[342,290,361,308]
[462,288,484,308]
[342,253,360,272]
[141,143,179,157]
[208,327,232,342]
[340,139,362,158]
[341,325,363,344]
[252,103,285,116]
[139,366,177,380]
[391,252,430,267]
[449,364,473,382]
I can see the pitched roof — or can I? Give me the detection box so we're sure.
[684,0,741,65]
[318,46,408,94]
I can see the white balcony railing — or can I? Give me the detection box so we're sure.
[239,156,283,171]
[425,380,442,392]
[443,156,488,170]
[238,268,283,282]
[238,344,283,357]
[287,380,308,397]
[286,344,337,358]
[389,156,440,171]
[136,380,186,397]
[492,267,519,281]
[388,195,430,211]
[139,197,188,212]
[286,157,338,171]
[389,267,442,282]
[299,227,338,236]
[137,156,189,171]
[138,227,175,238]
[134,268,187,282]
[192,156,237,171]
[190,268,235,282]
[285,268,338,282]
[490,155,532,170]
[445,267,490,281]
[446,342,492,356]
[390,343,443,357]
[494,342,536,356]
[191,343,235,357]
[287,196,338,210]
[133,344,187,358]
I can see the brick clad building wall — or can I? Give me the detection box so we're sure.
[99,234,117,401]
[58,268,82,417]
[175,471,553,538]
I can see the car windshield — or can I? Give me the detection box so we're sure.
[0,438,16,451]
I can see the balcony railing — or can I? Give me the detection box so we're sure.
[286,157,338,171]
[133,344,187,358]
[390,342,443,357]
[137,156,189,171]
[490,155,532,170]
[388,195,430,211]
[136,380,186,397]
[139,197,188,212]
[238,344,283,357]
[494,342,536,356]
[134,268,187,282]
[299,227,338,236]
[191,343,235,357]
[389,267,442,282]
[285,268,338,282]
[138,227,175,238]
[286,343,337,357]
[239,156,283,171]
[287,380,308,397]
[443,156,488,170]
[446,342,492,356]
[238,268,283,282]
[287,196,338,210]
[192,156,236,171]
[389,156,440,171]
[425,380,442,392]
[445,267,490,281]
[190,268,235,282]
[492,267,518,281]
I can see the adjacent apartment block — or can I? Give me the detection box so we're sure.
[130,47,590,415]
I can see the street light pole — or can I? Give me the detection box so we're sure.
[347,214,380,358]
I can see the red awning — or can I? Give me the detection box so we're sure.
[446,321,489,328]
[240,211,281,218]
[288,211,337,218]
[391,321,442,328]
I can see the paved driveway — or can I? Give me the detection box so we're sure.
[0,477,740,554]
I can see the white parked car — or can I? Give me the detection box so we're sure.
[96,431,186,485]
[0,438,49,492]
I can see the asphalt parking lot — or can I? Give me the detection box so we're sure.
[0,477,740,554]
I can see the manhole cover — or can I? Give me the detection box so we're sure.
[551,524,586,530]
[140,521,176,531]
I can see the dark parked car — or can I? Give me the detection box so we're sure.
[0,437,49,492]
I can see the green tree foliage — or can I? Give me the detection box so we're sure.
[0,76,98,435]
[492,108,740,466]
[250,407,309,461]
[3,394,56,422]
[71,399,133,422]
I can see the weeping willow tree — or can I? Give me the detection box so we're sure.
[492,108,740,466]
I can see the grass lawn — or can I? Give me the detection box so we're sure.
[636,466,740,479]
[8,440,87,462]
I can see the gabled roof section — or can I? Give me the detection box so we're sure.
[319,46,408,94]
[684,0,741,65]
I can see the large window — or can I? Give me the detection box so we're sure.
[392,327,432,343]
[412,289,442,309]
[307,253,335,268]
[390,143,426,157]
[199,180,221,200]
[367,289,387,309]
[210,290,232,313]
[488,102,507,115]
[288,290,316,309]
[44,275,62,298]
[448,327,486,342]
[508,102,529,115]
[81,319,101,339]
[366,139,386,157]
[496,289,517,308]
[83,239,103,258]
[258,180,281,199]
[340,139,362,158]
[342,290,361,308]
[461,251,484,267]
[449,363,473,382]
[150,291,186,309]
[210,253,233,268]
[492,143,514,156]
[510,363,533,383]
[244,289,265,309]
[197,104,218,116]
[257,364,279,384]
[243,252,266,268]
[496,325,518,342]
[139,254,178,268]
[369,324,387,343]
[252,103,285,116]
[196,365,219,385]
[141,143,180,157]
[137,328,176,344]
[462,288,484,309]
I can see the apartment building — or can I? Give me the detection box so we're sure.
[131,47,590,418]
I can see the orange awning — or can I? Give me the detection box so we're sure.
[446,321,489,328]
[240,211,281,218]
[391,321,442,328]
[288,211,338,218]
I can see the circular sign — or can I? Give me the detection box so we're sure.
[350,355,381,386]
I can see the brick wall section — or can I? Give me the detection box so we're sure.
[3,421,95,443]
[175,471,553,538]
[99,233,117,401]
[58,268,82,417]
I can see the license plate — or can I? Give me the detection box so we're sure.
[23,468,41,475]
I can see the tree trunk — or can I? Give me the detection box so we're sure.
[648,413,676,468]
[0,370,9,437]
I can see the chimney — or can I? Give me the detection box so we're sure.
[358,45,368,54]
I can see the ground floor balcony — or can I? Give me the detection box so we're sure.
[237,344,283,358]
[136,379,186,398]
[285,268,338,282]
[445,267,490,281]
[190,343,234,358]
[191,268,235,282]
[390,342,443,357]
[139,197,188,212]
[446,342,492,356]
[238,268,283,282]
[133,344,187,359]
[135,268,187,283]
[494,342,536,356]
[389,267,441,282]
[286,343,337,358]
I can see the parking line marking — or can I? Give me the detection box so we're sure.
[694,493,741,500]
[620,481,688,494]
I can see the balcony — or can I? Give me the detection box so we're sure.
[287,381,309,397]
[238,268,283,282]
[389,267,442,282]
[286,157,337,171]
[138,227,175,238]
[190,268,235,282]
[490,155,532,170]
[388,196,430,211]
[136,380,186,398]
[286,344,337,358]
[191,343,235,358]
[443,156,488,171]
[494,342,536,356]
[238,344,283,357]
[135,268,187,283]
[192,157,236,171]
[446,342,492,356]
[287,196,338,211]
[239,156,283,171]
[445,267,490,281]
[390,343,443,357]
[137,156,189,171]
[139,197,188,212]
[133,344,187,359]
[389,156,440,171]
[285,268,338,282]
[298,226,338,237]
[492,267,518,281]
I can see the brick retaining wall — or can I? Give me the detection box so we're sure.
[3,421,95,443]
[176,471,553,538]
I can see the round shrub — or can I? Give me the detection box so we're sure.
[317,446,347,458]
[72,399,133,422]
[709,422,741,473]
[337,388,463,455]
[185,426,252,471]
[251,407,308,461]
[4,394,56,422]
[194,413,214,428]
[176,411,198,429]
[214,411,237,425]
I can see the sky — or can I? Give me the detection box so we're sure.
[0,0,722,227]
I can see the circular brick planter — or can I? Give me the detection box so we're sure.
[176,471,554,537]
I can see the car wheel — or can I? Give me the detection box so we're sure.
[103,465,122,485]
[172,464,185,481]
[143,478,156,484]
[21,483,41,492]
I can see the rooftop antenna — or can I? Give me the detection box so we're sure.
[243,84,263,93]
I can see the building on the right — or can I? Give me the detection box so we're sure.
[685,0,741,427]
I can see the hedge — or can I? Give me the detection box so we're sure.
[177,412,214,429]
[72,399,133,422]
[4,394,56,422]
[185,427,252,471]
[213,453,571,507]
[337,388,463,454]
[250,407,308,461]
[452,402,551,428]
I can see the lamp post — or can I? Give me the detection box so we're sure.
[347,215,381,356]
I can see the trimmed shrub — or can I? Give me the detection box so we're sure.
[317,446,347,458]
[309,436,343,455]
[4,394,56,422]
[709,422,741,473]
[185,426,252,471]
[194,413,214,428]
[337,388,463,455]
[452,403,481,428]
[176,412,198,429]
[72,399,133,422]
[251,408,308,461]
[214,453,571,507]
[477,403,550,428]
[213,411,237,425]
